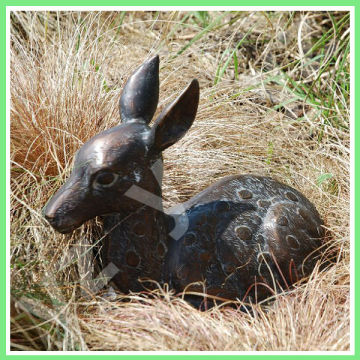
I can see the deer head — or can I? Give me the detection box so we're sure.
[43,55,199,234]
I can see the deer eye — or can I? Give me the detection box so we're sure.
[93,171,119,188]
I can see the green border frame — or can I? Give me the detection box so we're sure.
[2,1,357,359]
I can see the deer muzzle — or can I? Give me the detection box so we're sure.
[43,176,90,234]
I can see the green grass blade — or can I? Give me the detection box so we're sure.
[214,25,255,85]
[173,12,228,59]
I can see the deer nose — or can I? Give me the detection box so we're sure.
[43,205,65,231]
[42,186,69,222]
[42,198,60,222]
[43,211,54,221]
[43,206,55,222]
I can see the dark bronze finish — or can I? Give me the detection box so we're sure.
[43,55,324,305]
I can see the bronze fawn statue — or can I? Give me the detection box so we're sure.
[44,55,324,306]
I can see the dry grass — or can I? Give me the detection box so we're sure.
[10,11,350,351]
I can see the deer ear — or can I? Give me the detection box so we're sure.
[119,55,159,124]
[150,79,199,152]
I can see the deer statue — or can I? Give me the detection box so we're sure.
[43,55,324,306]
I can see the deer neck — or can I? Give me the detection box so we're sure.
[101,181,171,293]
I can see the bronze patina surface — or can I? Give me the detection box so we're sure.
[44,56,324,306]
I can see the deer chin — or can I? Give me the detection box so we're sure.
[56,223,82,234]
[45,215,86,234]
